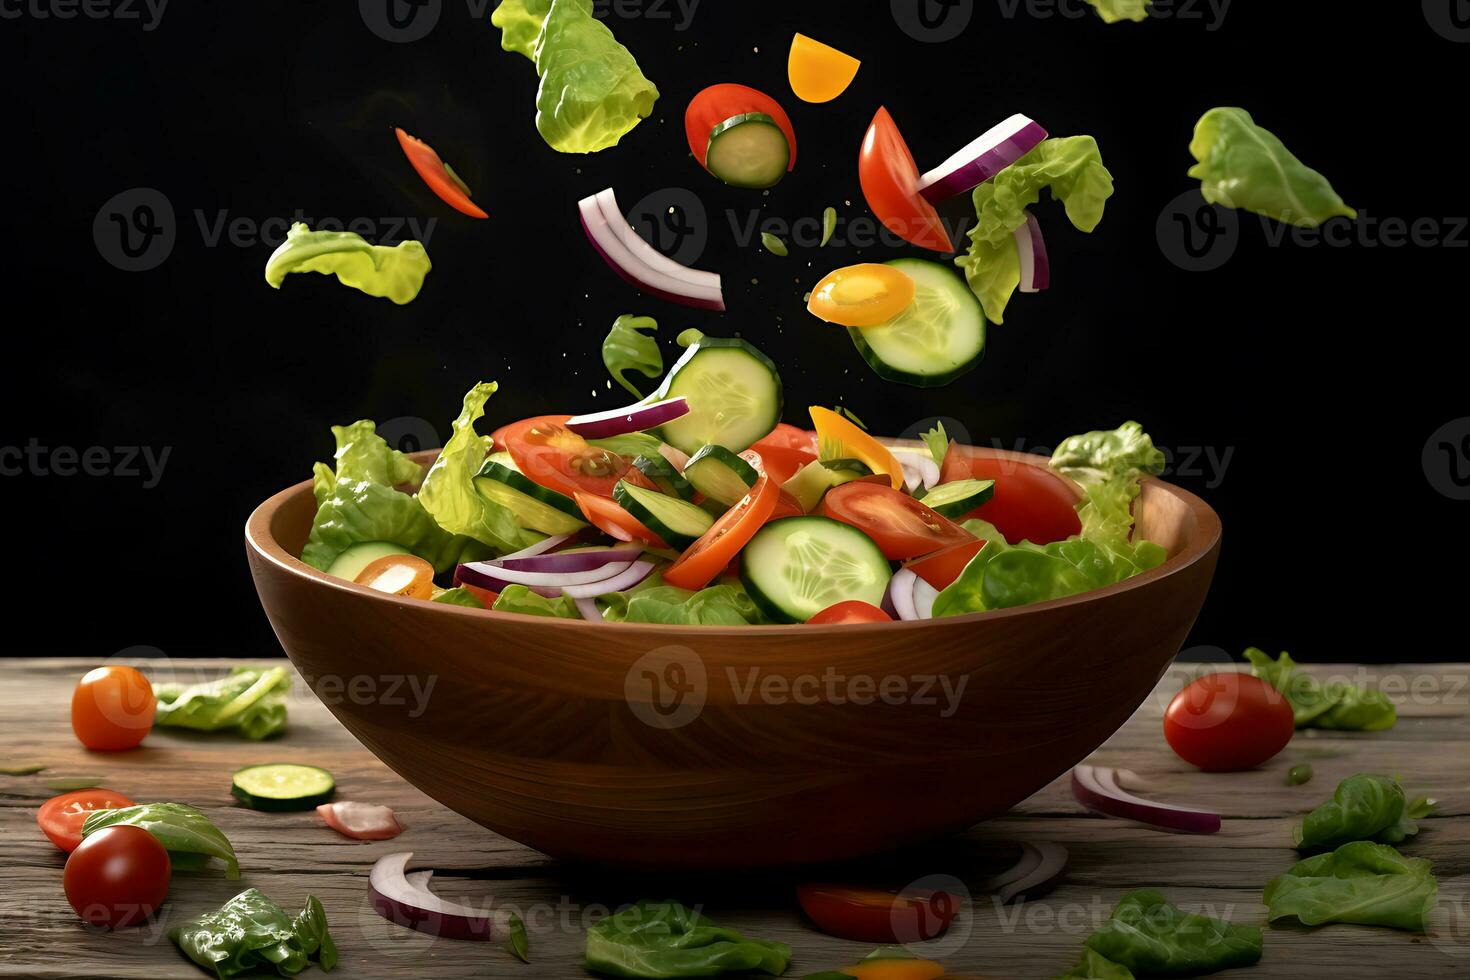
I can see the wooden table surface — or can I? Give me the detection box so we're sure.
[3,657,1467,979]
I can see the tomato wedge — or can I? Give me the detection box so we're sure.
[752,423,819,456]
[821,482,973,560]
[38,788,136,853]
[743,444,814,486]
[807,601,892,625]
[574,492,667,548]
[809,406,904,490]
[797,883,961,944]
[394,128,487,219]
[860,107,953,253]
[788,34,861,104]
[905,537,989,591]
[501,416,652,499]
[685,83,798,171]
[663,469,779,591]
[939,441,1082,545]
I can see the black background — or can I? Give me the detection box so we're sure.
[3,0,1463,661]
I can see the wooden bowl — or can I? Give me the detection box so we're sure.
[246,445,1220,870]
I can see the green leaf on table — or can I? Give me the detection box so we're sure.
[1055,947,1136,979]
[584,900,791,979]
[154,666,291,741]
[0,763,46,776]
[1294,773,1428,850]
[1264,841,1437,932]
[46,776,103,792]
[170,888,337,978]
[1083,889,1261,975]
[603,315,663,399]
[1245,648,1397,730]
[83,802,240,879]
[508,911,530,963]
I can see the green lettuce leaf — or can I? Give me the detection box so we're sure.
[312,420,422,506]
[533,0,659,154]
[153,667,291,740]
[584,900,791,979]
[264,222,430,305]
[602,582,765,626]
[490,0,552,59]
[1264,841,1437,932]
[1294,773,1427,850]
[432,586,486,608]
[1245,648,1397,730]
[419,381,538,555]
[83,803,240,879]
[302,478,462,574]
[170,888,337,978]
[1187,107,1357,228]
[1084,890,1262,975]
[920,422,950,470]
[1056,948,1136,979]
[603,314,663,399]
[1085,0,1150,22]
[956,233,1021,325]
[492,584,581,619]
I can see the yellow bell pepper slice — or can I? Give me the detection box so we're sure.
[810,406,904,490]
[808,263,917,328]
[788,34,861,104]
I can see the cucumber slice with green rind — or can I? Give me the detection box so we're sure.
[613,481,715,550]
[653,336,783,456]
[231,763,336,812]
[474,462,588,535]
[740,516,893,623]
[849,258,986,388]
[326,542,412,582]
[632,454,695,501]
[684,445,760,507]
[918,478,996,519]
[706,113,791,189]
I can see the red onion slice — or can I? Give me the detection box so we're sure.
[573,596,604,621]
[1016,210,1050,294]
[1071,765,1221,835]
[594,188,721,291]
[916,114,1049,204]
[457,559,636,592]
[981,842,1043,892]
[489,545,642,574]
[369,852,494,941]
[911,576,938,620]
[579,195,725,311]
[994,841,1068,904]
[565,397,691,440]
[561,560,656,599]
[888,568,921,622]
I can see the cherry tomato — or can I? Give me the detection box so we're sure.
[752,423,819,456]
[1164,673,1295,771]
[500,416,652,500]
[905,537,989,591]
[821,483,973,560]
[797,883,960,944]
[664,470,779,591]
[38,789,137,853]
[72,666,155,751]
[355,554,435,599]
[743,445,814,486]
[938,442,1082,545]
[807,601,892,625]
[859,107,953,253]
[685,83,798,171]
[394,127,487,219]
[574,492,668,548]
[809,406,904,490]
[807,264,917,328]
[787,33,861,104]
[64,825,170,929]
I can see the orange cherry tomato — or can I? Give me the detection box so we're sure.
[574,492,668,548]
[743,445,814,486]
[787,33,861,104]
[859,107,953,253]
[938,442,1082,545]
[797,883,961,944]
[807,264,917,328]
[752,423,819,455]
[501,415,653,500]
[809,406,904,490]
[355,554,436,599]
[394,127,487,219]
[37,789,137,852]
[64,825,171,930]
[663,469,779,591]
[806,601,892,625]
[685,83,798,171]
[905,537,989,591]
[71,666,155,751]
[821,482,974,560]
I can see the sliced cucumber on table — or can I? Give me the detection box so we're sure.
[232,763,336,812]
[684,445,760,507]
[612,481,715,550]
[849,258,985,388]
[632,454,695,501]
[918,478,996,519]
[706,113,791,189]
[781,458,873,513]
[740,516,893,623]
[474,460,588,536]
[653,336,783,456]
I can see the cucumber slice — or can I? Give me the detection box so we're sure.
[231,763,335,812]
[632,454,695,501]
[849,258,986,388]
[474,461,588,535]
[781,458,874,513]
[325,542,411,582]
[706,113,791,189]
[740,516,892,623]
[613,481,715,550]
[918,478,996,519]
[653,336,783,456]
[684,445,760,507]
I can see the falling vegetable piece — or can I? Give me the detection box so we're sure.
[317,801,403,841]
[807,263,916,328]
[566,396,690,441]
[265,222,431,305]
[393,127,488,219]
[355,554,437,599]
[821,206,838,246]
[685,83,798,186]
[1015,210,1050,293]
[603,314,663,399]
[1085,0,1151,22]
[787,33,861,103]
[859,108,953,253]
[915,113,1049,205]
[1071,764,1221,834]
[578,191,725,310]
[810,406,905,490]
[371,851,495,940]
[761,232,788,257]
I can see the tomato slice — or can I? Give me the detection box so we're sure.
[797,883,961,944]
[809,406,904,490]
[663,469,779,591]
[820,482,974,560]
[394,128,488,220]
[356,554,436,599]
[939,441,1082,545]
[574,492,668,548]
[752,423,819,456]
[806,601,892,625]
[743,444,814,486]
[808,263,917,328]
[501,415,652,499]
[685,84,798,171]
[788,33,861,104]
[769,489,805,522]
[859,107,953,253]
[38,789,136,852]
[904,537,989,591]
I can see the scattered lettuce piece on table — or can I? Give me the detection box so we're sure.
[1055,948,1136,979]
[490,0,552,59]
[1083,890,1262,975]
[584,900,791,979]
[603,314,663,399]
[154,667,291,740]
[264,222,430,305]
[1187,108,1357,228]
[1245,648,1397,730]
[492,585,582,619]
[1264,841,1437,932]
[171,888,337,978]
[82,803,240,878]
[1294,773,1430,850]
[1085,0,1150,22]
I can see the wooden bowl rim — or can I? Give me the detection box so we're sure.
[246,444,1221,637]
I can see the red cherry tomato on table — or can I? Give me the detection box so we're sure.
[72,665,155,751]
[797,883,960,944]
[806,601,892,625]
[1164,673,1295,771]
[499,416,654,500]
[64,825,171,929]
[820,482,973,561]
[859,107,953,253]
[938,442,1082,545]
[685,83,798,172]
[38,789,137,852]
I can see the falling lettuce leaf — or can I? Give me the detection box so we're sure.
[264,222,430,305]
[154,667,291,740]
[1084,0,1150,22]
[490,0,552,59]
[920,422,950,469]
[171,888,337,977]
[311,420,422,506]
[603,314,663,399]
[302,478,462,575]
[1264,841,1437,932]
